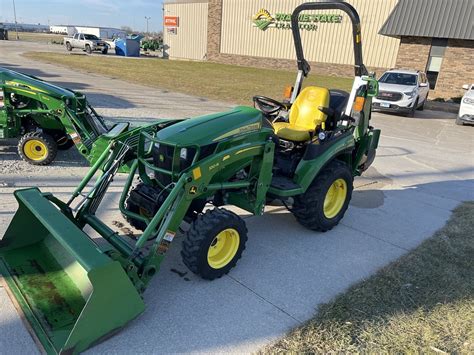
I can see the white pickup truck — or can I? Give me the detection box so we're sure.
[64,33,108,54]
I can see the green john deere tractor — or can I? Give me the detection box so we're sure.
[0,2,380,353]
[0,67,130,165]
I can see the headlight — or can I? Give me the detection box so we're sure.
[180,148,188,160]
[462,97,474,105]
[404,90,416,99]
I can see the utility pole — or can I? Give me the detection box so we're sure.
[12,0,19,40]
[144,16,151,34]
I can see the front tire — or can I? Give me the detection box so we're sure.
[123,182,156,232]
[417,98,425,111]
[85,44,92,54]
[18,131,57,165]
[101,47,108,55]
[408,99,418,117]
[292,160,353,232]
[53,133,74,150]
[455,117,464,126]
[181,208,248,280]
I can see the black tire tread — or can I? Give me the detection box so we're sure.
[181,208,248,280]
[18,131,57,165]
[292,160,353,232]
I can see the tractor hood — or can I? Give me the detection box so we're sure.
[155,106,266,146]
[0,67,76,100]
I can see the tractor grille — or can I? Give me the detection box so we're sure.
[152,144,175,185]
[151,144,197,185]
[376,91,403,102]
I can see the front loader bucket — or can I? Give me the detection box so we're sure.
[0,188,145,354]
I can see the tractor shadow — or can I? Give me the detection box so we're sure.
[0,63,60,78]
[49,81,91,91]
[86,92,137,109]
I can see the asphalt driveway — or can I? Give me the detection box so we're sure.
[0,41,473,354]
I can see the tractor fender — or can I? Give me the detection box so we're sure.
[294,131,355,192]
[353,128,381,174]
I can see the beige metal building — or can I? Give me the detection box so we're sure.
[163,0,209,60]
[164,0,400,72]
[163,0,473,99]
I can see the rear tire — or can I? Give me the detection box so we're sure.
[292,160,353,232]
[66,42,72,51]
[181,208,248,280]
[85,44,92,54]
[455,117,464,126]
[417,99,425,111]
[18,131,57,165]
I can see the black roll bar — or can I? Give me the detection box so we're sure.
[291,1,368,77]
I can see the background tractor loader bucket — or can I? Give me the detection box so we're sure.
[0,188,145,354]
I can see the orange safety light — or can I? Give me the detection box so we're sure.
[283,85,293,100]
[353,96,365,112]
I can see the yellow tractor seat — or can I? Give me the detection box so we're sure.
[274,86,330,142]
[273,122,312,141]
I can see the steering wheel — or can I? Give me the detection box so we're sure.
[253,96,287,115]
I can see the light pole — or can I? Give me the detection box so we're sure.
[12,0,19,40]
[144,16,151,34]
[162,2,165,41]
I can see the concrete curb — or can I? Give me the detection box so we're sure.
[426,101,460,114]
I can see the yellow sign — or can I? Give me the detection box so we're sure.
[253,8,343,31]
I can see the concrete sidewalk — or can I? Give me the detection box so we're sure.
[0,41,473,354]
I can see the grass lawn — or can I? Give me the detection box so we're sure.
[11,32,64,44]
[24,52,353,105]
[265,202,474,353]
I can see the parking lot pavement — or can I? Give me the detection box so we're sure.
[1,42,474,353]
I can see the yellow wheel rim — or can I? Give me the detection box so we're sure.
[323,178,347,219]
[207,228,240,269]
[23,139,48,161]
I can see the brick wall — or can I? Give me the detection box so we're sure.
[207,0,388,78]
[207,0,223,58]
[432,39,474,99]
[395,37,474,99]
[395,36,431,71]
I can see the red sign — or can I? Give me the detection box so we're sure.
[164,16,179,27]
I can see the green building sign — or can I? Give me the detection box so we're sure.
[253,8,342,31]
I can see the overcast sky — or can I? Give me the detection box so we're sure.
[0,0,163,31]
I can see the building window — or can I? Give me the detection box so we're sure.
[426,38,448,89]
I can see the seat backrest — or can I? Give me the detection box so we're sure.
[289,86,330,131]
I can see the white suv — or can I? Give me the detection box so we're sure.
[372,69,430,117]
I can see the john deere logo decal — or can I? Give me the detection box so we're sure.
[252,9,342,31]
[253,9,275,31]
